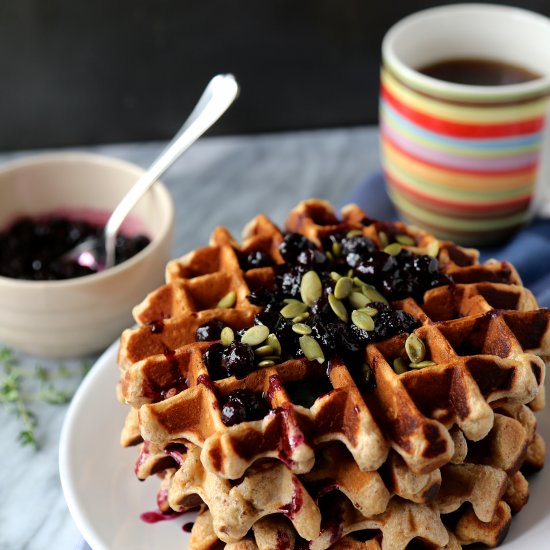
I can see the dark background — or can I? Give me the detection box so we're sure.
[1,0,549,150]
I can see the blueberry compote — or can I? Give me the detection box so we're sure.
[221,389,269,426]
[0,214,150,280]
[201,227,451,388]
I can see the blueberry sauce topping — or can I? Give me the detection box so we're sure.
[0,215,150,280]
[199,227,450,384]
[221,341,255,379]
[240,250,274,270]
[221,389,270,426]
[195,319,225,341]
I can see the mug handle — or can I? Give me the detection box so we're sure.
[535,102,550,218]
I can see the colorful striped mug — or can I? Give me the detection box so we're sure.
[380,4,550,245]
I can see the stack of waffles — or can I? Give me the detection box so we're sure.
[117,199,548,549]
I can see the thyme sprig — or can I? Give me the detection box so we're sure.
[0,347,91,449]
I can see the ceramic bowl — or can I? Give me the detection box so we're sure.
[0,152,174,357]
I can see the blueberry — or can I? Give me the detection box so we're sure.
[195,320,225,342]
[279,233,316,263]
[203,343,226,380]
[247,288,278,308]
[341,235,376,267]
[221,389,269,426]
[221,341,255,379]
[242,250,274,269]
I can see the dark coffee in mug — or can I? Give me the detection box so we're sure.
[418,58,541,86]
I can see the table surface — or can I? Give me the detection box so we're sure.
[0,126,381,550]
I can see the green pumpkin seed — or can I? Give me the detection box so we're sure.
[384,243,402,256]
[292,312,310,323]
[267,333,281,356]
[300,270,322,306]
[357,306,378,317]
[328,293,348,322]
[217,290,236,309]
[395,234,416,246]
[332,242,342,257]
[378,231,389,248]
[280,301,308,318]
[362,363,373,384]
[405,333,425,363]
[392,357,408,374]
[283,298,303,305]
[220,326,234,346]
[254,344,274,356]
[292,323,312,335]
[349,291,370,310]
[347,269,354,278]
[346,229,363,238]
[299,335,325,364]
[362,285,388,305]
[258,359,276,368]
[334,276,353,300]
[409,360,436,369]
[330,271,342,282]
[351,309,375,331]
[426,241,440,258]
[241,325,269,346]
[325,251,334,261]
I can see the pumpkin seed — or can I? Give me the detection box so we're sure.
[217,290,236,309]
[384,243,402,256]
[405,333,425,363]
[255,344,274,357]
[357,306,378,317]
[334,276,353,300]
[220,326,234,346]
[292,323,312,335]
[332,241,342,257]
[292,312,310,323]
[325,251,334,261]
[267,333,281,356]
[280,301,308,318]
[426,241,440,258]
[330,271,342,282]
[283,298,303,305]
[347,269,354,278]
[392,357,408,374]
[349,291,370,310]
[300,270,322,306]
[299,335,325,364]
[241,325,269,346]
[351,309,375,331]
[328,293,348,322]
[378,231,389,248]
[258,359,276,368]
[346,229,363,238]
[362,363,373,384]
[362,285,388,305]
[395,234,416,246]
[409,360,436,369]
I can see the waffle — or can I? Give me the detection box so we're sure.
[117,199,548,549]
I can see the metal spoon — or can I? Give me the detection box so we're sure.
[66,73,239,271]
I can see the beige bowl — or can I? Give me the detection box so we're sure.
[0,152,174,357]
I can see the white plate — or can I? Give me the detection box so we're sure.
[60,342,550,549]
[59,341,195,550]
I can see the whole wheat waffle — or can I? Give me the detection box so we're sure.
[117,199,548,549]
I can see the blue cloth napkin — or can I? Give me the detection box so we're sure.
[344,171,550,308]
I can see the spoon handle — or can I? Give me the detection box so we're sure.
[104,73,239,268]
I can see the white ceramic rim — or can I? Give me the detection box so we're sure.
[382,3,550,101]
[0,151,174,288]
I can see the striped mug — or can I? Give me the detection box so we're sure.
[380,4,550,245]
